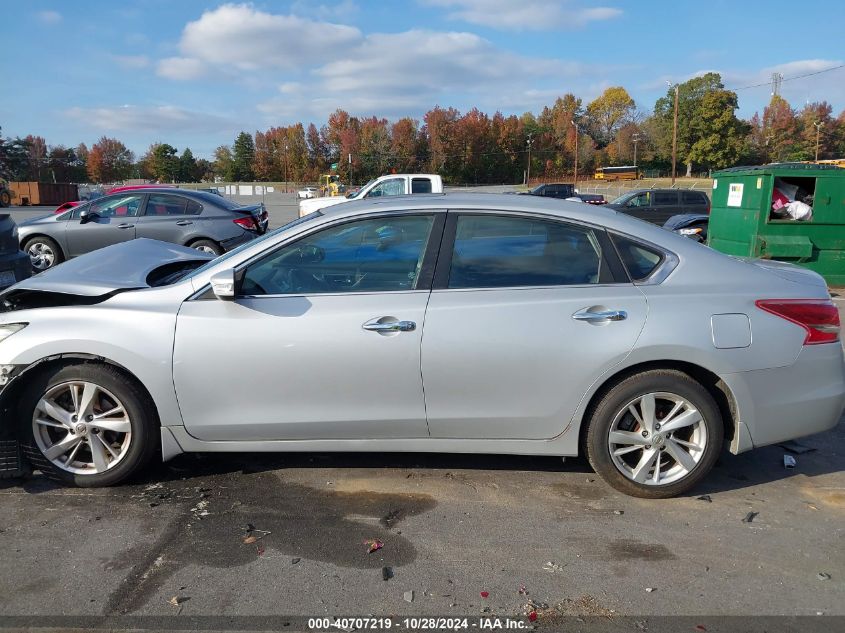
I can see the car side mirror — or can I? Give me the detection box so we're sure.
[79,209,93,223]
[209,269,236,300]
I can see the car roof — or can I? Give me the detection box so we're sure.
[105,187,207,199]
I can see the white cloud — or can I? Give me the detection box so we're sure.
[112,55,151,70]
[156,3,362,80]
[420,0,621,30]
[291,0,359,20]
[36,10,62,24]
[157,56,208,80]
[64,105,236,134]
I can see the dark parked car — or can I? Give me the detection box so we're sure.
[606,189,710,225]
[17,188,269,271]
[663,213,710,242]
[0,214,32,289]
[523,183,575,199]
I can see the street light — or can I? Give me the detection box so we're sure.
[284,144,289,193]
[667,80,679,184]
[570,120,579,190]
[814,121,823,162]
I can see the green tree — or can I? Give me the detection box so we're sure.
[231,132,255,181]
[685,90,750,170]
[178,147,199,182]
[145,143,178,182]
[654,72,727,175]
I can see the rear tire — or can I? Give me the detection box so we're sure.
[23,236,64,271]
[585,370,723,499]
[0,190,10,207]
[189,239,223,256]
[18,363,158,487]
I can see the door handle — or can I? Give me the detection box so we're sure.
[572,309,627,322]
[117,223,134,229]
[363,318,416,333]
[176,220,193,226]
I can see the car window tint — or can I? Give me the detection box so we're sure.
[366,178,405,197]
[627,192,651,207]
[91,195,144,218]
[186,199,203,215]
[612,235,663,281]
[654,192,678,205]
[146,194,190,216]
[411,178,432,194]
[241,215,435,296]
[682,191,706,205]
[448,215,602,289]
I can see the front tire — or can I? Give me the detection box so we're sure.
[0,190,10,207]
[23,236,64,271]
[586,370,723,498]
[19,363,158,487]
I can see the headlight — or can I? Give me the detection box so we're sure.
[0,323,27,343]
[678,227,703,235]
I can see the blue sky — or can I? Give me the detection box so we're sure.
[2,0,843,159]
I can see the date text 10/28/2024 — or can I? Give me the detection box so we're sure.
[308,617,533,630]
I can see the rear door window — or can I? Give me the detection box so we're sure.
[654,191,679,206]
[146,194,202,216]
[411,178,432,194]
[448,215,603,288]
[682,191,707,205]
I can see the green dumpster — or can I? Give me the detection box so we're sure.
[708,163,845,285]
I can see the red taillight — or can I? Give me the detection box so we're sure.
[233,216,257,230]
[756,299,841,345]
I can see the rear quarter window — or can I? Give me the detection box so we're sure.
[611,234,664,281]
[683,191,708,205]
[654,192,678,205]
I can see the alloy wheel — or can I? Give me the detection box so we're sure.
[27,242,55,270]
[607,391,707,486]
[194,245,218,255]
[31,381,132,474]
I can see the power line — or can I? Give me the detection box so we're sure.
[729,64,845,91]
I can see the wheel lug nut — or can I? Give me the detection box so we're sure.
[641,430,649,437]
[86,415,93,422]
[92,428,99,434]
[655,423,661,431]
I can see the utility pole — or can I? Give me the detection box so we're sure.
[525,133,533,186]
[284,144,288,193]
[814,121,823,162]
[668,81,679,185]
[632,133,641,169]
[348,152,353,189]
[570,120,579,189]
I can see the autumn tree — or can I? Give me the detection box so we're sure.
[87,136,134,183]
[761,95,799,162]
[586,87,635,149]
[390,118,424,174]
[213,145,234,181]
[423,106,459,175]
[796,101,835,160]
[25,135,48,180]
[231,132,255,181]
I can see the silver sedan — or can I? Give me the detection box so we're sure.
[0,194,842,497]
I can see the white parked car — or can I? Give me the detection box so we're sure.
[297,187,318,200]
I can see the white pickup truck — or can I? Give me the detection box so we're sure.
[298,173,443,217]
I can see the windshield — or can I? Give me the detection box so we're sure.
[186,211,323,279]
[610,192,636,205]
[347,178,377,199]
[529,185,545,195]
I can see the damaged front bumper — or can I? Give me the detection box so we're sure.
[0,364,28,478]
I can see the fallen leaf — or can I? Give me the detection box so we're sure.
[243,535,258,544]
[364,539,384,554]
[480,591,489,598]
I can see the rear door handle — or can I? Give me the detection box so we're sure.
[572,309,627,322]
[117,223,134,229]
[176,220,193,226]
[363,318,416,333]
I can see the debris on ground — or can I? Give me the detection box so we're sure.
[242,525,271,544]
[364,539,384,554]
[190,500,210,518]
[783,455,797,469]
[543,561,565,573]
[403,590,414,603]
[613,509,624,515]
[256,543,265,556]
[168,596,189,607]
[695,625,707,632]
[382,566,394,581]
[291,557,301,565]
[805,503,819,511]
[518,584,528,595]
[480,591,489,598]
[697,495,712,503]
[380,509,405,529]
[645,587,656,593]
[741,511,759,523]
[817,572,832,581]
[779,440,816,454]
[528,612,537,622]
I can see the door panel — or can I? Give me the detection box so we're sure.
[174,293,431,441]
[135,193,202,244]
[421,286,647,439]
[65,194,142,256]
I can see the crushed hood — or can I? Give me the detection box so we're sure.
[1,238,212,298]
